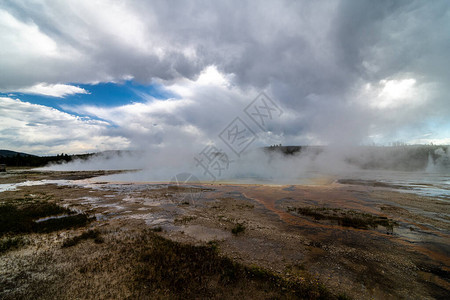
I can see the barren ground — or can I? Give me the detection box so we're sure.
[0,170,448,299]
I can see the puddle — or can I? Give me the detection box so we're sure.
[0,180,72,192]
[35,214,73,223]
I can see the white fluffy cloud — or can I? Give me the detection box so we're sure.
[0,97,129,155]
[2,83,89,97]
[64,66,268,153]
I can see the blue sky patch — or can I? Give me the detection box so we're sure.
[1,80,174,113]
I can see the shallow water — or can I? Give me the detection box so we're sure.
[35,214,73,223]
[91,169,450,201]
[0,180,72,192]
[336,170,450,201]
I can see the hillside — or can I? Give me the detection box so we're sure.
[0,150,94,168]
[0,150,36,158]
[0,150,135,168]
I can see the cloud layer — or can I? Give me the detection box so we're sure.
[0,97,128,155]
[3,83,89,97]
[1,0,449,155]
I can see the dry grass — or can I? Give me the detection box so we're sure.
[0,198,91,237]
[62,229,104,248]
[0,235,27,254]
[287,206,397,231]
[0,224,341,299]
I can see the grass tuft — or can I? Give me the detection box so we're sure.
[231,223,246,235]
[62,229,103,248]
[337,293,352,300]
[0,200,91,236]
[288,206,397,231]
[0,235,27,254]
[151,226,163,232]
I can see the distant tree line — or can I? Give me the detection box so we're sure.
[0,153,95,167]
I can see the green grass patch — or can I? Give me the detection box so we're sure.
[288,206,397,231]
[231,223,246,235]
[0,200,92,236]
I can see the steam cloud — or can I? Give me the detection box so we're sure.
[41,145,450,183]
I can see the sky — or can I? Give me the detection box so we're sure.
[1,0,449,156]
